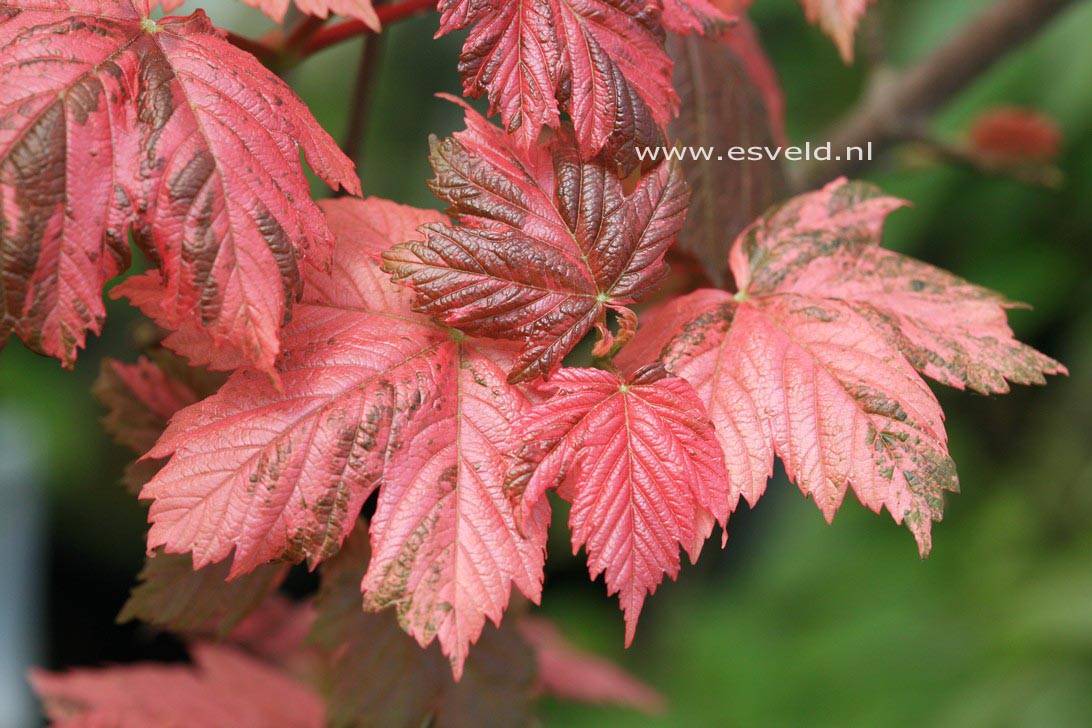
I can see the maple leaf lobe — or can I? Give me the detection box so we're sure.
[511,366,730,643]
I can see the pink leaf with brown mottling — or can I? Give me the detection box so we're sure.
[142,197,546,677]
[0,1,358,371]
[730,179,1069,393]
[621,179,1064,553]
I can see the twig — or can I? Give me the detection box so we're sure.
[284,16,328,55]
[304,0,436,56]
[904,131,1063,189]
[341,35,386,176]
[794,0,1078,191]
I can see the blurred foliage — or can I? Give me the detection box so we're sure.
[0,0,1089,725]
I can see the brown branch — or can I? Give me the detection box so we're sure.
[341,35,386,177]
[794,0,1079,191]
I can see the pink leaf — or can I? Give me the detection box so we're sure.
[0,2,358,371]
[622,179,1065,553]
[509,366,729,643]
[31,644,324,728]
[732,179,1068,393]
[141,197,547,676]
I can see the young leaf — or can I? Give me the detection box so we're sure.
[621,178,1065,553]
[437,0,680,175]
[0,1,359,371]
[799,0,875,62]
[508,366,730,643]
[310,527,537,726]
[383,104,689,382]
[31,644,324,728]
[969,107,1063,164]
[141,197,547,676]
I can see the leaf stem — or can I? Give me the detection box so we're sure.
[225,31,280,65]
[303,0,436,56]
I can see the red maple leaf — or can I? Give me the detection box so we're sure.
[141,197,547,677]
[437,0,681,175]
[507,365,730,642]
[383,102,689,383]
[0,1,358,371]
[621,179,1066,552]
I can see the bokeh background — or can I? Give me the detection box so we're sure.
[1,0,1090,725]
